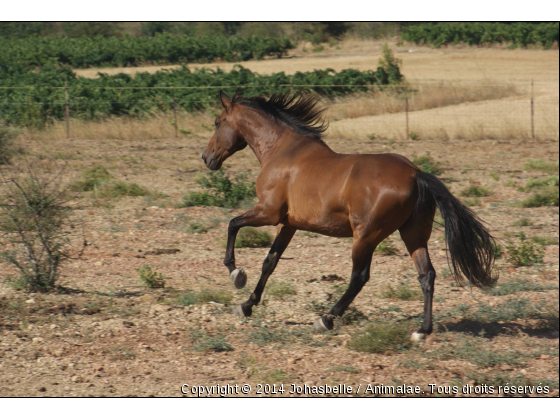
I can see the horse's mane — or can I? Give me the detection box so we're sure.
[233,92,329,140]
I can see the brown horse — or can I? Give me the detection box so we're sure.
[202,91,498,340]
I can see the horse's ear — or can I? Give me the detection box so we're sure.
[232,91,241,102]
[220,91,232,109]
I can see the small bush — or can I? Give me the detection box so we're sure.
[347,321,412,354]
[185,221,209,234]
[73,166,152,199]
[182,170,256,208]
[0,164,79,292]
[179,288,232,305]
[513,218,532,227]
[267,280,297,299]
[235,227,273,248]
[189,330,233,352]
[521,186,559,207]
[380,281,422,301]
[461,185,492,197]
[138,265,166,289]
[412,154,444,176]
[523,159,559,175]
[506,232,545,267]
[521,176,559,192]
[377,239,399,256]
[0,124,20,165]
[531,236,558,246]
[484,278,556,296]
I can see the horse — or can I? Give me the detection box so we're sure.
[201,91,498,341]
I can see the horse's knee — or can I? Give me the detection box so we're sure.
[418,270,436,293]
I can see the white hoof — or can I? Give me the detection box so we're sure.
[232,305,246,318]
[411,332,426,342]
[230,269,247,289]
[313,318,330,332]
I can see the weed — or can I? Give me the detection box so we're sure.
[461,185,492,197]
[513,218,532,227]
[347,321,412,354]
[523,159,559,175]
[520,176,559,192]
[484,278,557,296]
[179,288,232,305]
[73,166,152,199]
[110,347,137,360]
[377,239,399,256]
[409,132,420,141]
[490,173,500,181]
[462,197,482,207]
[182,170,256,208]
[380,281,421,301]
[531,236,558,246]
[327,365,361,374]
[235,227,273,248]
[185,221,209,234]
[138,265,166,289]
[521,186,559,207]
[412,154,444,176]
[267,281,297,299]
[0,124,20,165]
[189,330,233,352]
[0,163,80,292]
[506,232,545,266]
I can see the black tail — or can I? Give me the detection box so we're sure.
[415,171,498,288]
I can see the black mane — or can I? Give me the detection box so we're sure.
[233,92,328,139]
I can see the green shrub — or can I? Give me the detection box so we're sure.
[73,166,152,199]
[377,239,399,256]
[513,218,532,227]
[521,186,559,207]
[189,330,233,352]
[531,236,558,246]
[521,176,559,192]
[412,154,444,176]
[138,265,166,289]
[179,288,232,306]
[185,221,209,234]
[235,227,273,248]
[347,321,412,354]
[506,232,545,267]
[267,280,297,298]
[183,170,256,209]
[380,281,422,301]
[461,185,492,197]
[0,124,19,165]
[523,159,559,174]
[0,166,76,291]
[484,278,556,296]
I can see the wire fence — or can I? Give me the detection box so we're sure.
[0,81,558,141]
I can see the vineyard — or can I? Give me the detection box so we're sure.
[402,22,559,49]
[0,64,403,127]
[0,34,293,68]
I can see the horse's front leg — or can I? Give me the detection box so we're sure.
[224,203,283,289]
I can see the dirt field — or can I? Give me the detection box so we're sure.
[1,41,559,397]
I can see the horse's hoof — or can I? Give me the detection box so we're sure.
[230,269,247,289]
[232,305,248,318]
[313,317,331,332]
[411,331,427,342]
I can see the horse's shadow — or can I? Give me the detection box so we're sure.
[438,318,558,339]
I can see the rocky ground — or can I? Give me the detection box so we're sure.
[0,129,558,397]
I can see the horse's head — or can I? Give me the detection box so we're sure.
[202,91,248,170]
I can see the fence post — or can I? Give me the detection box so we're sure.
[530,79,535,140]
[173,97,178,138]
[405,97,410,140]
[64,81,70,140]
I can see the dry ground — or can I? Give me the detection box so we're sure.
[0,41,558,397]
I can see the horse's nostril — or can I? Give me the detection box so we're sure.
[202,153,206,163]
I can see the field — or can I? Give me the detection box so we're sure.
[0,40,558,397]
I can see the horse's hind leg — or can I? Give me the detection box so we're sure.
[233,225,296,318]
[399,215,436,341]
[314,237,376,331]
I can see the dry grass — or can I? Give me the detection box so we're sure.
[25,111,214,142]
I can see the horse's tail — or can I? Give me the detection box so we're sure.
[415,171,498,289]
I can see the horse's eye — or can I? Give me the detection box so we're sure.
[215,121,220,128]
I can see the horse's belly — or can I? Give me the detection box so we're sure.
[284,209,353,237]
